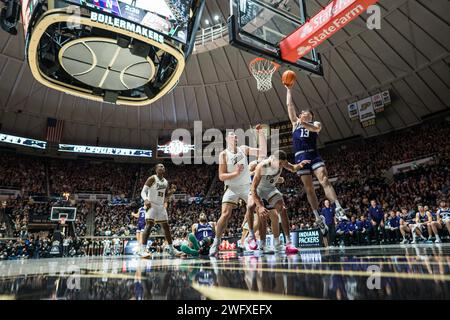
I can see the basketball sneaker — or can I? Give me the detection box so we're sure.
[274,243,284,253]
[259,242,274,254]
[209,241,219,257]
[247,237,258,251]
[335,207,348,220]
[285,243,299,254]
[316,215,328,235]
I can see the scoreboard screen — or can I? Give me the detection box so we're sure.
[156,138,195,159]
[63,0,191,44]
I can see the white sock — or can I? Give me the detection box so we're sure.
[213,237,220,246]
[249,229,255,239]
[313,210,320,220]
[334,200,342,209]
[436,234,441,241]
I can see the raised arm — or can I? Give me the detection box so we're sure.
[286,87,299,125]
[240,145,261,158]
[255,124,267,160]
[300,120,322,133]
[141,176,155,201]
[218,151,243,181]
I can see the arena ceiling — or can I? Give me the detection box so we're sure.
[0,0,448,149]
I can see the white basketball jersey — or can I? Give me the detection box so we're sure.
[258,159,282,188]
[224,147,251,188]
[438,207,450,219]
[149,175,168,206]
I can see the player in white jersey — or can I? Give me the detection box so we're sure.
[209,131,263,256]
[430,200,450,243]
[241,154,285,252]
[242,125,268,251]
[252,150,310,254]
[140,163,177,257]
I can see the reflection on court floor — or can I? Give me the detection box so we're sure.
[0,244,449,300]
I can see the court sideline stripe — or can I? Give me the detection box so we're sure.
[191,283,315,300]
[195,264,450,281]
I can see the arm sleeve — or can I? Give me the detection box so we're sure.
[141,185,150,201]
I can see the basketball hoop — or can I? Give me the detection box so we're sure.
[249,58,280,92]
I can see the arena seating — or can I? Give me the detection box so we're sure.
[0,121,449,258]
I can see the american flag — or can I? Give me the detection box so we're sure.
[46,118,64,143]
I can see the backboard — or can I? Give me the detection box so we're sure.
[50,207,77,222]
[229,0,323,75]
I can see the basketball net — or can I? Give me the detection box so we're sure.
[249,58,280,92]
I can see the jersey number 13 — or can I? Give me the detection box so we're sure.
[299,129,310,138]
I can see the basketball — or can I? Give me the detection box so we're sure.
[282,70,296,87]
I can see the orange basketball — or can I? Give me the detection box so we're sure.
[282,70,297,87]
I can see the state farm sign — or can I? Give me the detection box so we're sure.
[280,0,379,63]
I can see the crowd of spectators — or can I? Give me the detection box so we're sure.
[48,159,139,198]
[0,153,47,195]
[94,201,134,236]
[0,232,52,259]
